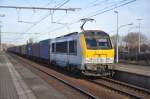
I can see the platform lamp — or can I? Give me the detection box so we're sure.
[114,11,133,63]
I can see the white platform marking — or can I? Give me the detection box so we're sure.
[4,55,37,99]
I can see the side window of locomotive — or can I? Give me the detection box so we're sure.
[56,41,67,53]
[52,43,55,52]
[69,40,77,55]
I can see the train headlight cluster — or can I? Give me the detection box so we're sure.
[106,58,114,63]
[85,57,114,64]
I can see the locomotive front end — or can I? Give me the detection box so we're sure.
[80,30,114,76]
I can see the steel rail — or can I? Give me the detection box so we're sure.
[101,77,150,95]
[11,54,98,99]
[10,53,150,99]
[88,79,142,99]
[88,77,150,99]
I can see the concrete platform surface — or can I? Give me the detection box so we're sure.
[114,63,150,77]
[0,53,67,99]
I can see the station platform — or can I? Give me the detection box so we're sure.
[0,53,67,99]
[114,63,150,77]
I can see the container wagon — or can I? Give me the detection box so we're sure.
[26,43,32,58]
[32,43,40,60]
[39,39,51,63]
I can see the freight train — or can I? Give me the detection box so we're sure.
[7,30,115,76]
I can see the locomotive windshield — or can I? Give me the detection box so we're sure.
[84,31,112,49]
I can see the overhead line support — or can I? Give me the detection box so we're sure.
[0,6,80,11]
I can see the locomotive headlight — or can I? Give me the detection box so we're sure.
[85,57,114,63]
[85,58,92,63]
[106,58,114,63]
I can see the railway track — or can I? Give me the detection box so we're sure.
[26,63,98,99]
[88,77,150,99]
[7,54,98,99]
[8,53,150,99]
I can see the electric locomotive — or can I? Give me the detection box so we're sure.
[50,30,114,76]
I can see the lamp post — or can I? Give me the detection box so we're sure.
[137,19,143,54]
[114,11,133,63]
[114,11,119,63]
[119,23,133,30]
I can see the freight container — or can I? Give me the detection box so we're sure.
[7,46,16,53]
[16,46,21,54]
[21,45,26,55]
[20,45,23,55]
[39,39,51,60]
[32,43,40,58]
[23,45,26,55]
[26,43,32,56]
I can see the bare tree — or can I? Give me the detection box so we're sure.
[110,34,123,46]
[123,32,147,53]
[110,34,116,47]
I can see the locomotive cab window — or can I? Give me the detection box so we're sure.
[97,38,112,49]
[69,40,77,54]
[86,38,97,49]
[84,31,112,49]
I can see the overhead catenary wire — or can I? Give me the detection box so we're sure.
[0,5,79,11]
[44,0,55,7]
[10,0,136,44]
[55,0,71,8]
[17,0,136,41]
[41,0,122,35]
[46,0,111,33]
[44,0,136,35]
[16,8,35,24]
[50,0,71,23]
[74,0,131,20]
[89,0,136,17]
[18,0,34,24]
[52,0,112,23]
[23,0,33,7]
[12,0,114,42]
[48,0,130,30]
[1,32,40,34]
[19,0,55,24]
[50,0,110,25]
[84,0,110,9]
[11,0,72,43]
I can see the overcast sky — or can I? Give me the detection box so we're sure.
[0,0,150,45]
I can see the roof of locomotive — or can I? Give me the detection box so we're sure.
[80,30,109,36]
[54,30,109,40]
